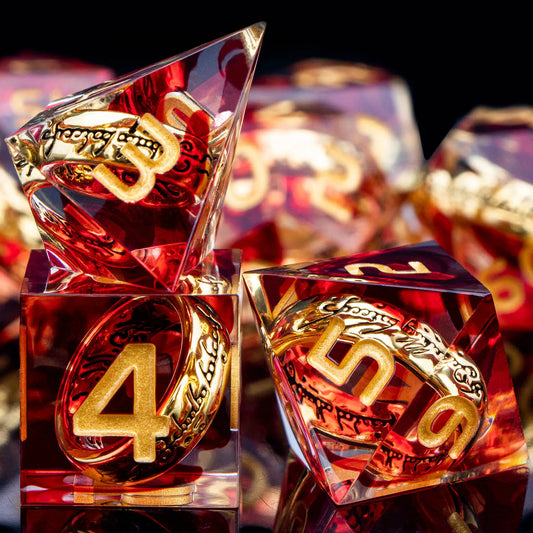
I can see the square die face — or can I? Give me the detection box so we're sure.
[20,251,241,508]
[244,242,529,505]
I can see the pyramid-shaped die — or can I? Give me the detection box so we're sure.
[6,24,264,291]
[244,241,528,505]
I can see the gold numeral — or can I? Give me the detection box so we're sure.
[307,317,395,406]
[163,91,211,131]
[93,113,181,203]
[417,395,479,460]
[478,258,525,314]
[73,343,170,463]
[309,143,362,223]
[226,140,270,211]
[519,237,533,286]
[345,261,430,276]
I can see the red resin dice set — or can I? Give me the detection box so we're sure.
[7,24,265,517]
[1,56,114,355]
[3,19,531,532]
[413,107,533,331]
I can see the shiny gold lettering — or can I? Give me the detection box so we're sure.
[345,261,430,276]
[226,140,270,211]
[73,343,170,463]
[309,142,362,223]
[163,91,208,130]
[518,237,533,286]
[478,258,525,314]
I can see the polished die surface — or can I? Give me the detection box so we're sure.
[9,24,265,510]
[217,59,423,270]
[413,106,533,331]
[7,25,264,291]
[245,241,528,505]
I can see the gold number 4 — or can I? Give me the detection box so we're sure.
[73,343,170,463]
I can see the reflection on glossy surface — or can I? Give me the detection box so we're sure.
[275,452,529,532]
[7,24,264,292]
[412,106,533,331]
[22,506,236,532]
[217,59,423,271]
[19,250,240,507]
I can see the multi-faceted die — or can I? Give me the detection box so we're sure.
[0,54,113,188]
[244,241,528,505]
[217,59,423,269]
[11,25,265,511]
[412,106,533,331]
[1,56,113,350]
[20,249,242,507]
[6,25,264,291]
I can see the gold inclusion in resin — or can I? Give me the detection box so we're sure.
[245,241,528,504]
[12,23,265,508]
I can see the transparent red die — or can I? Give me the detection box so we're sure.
[244,241,528,504]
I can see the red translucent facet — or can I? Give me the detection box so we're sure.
[20,249,241,507]
[216,59,423,269]
[274,453,529,532]
[244,241,528,504]
[412,106,533,331]
[6,25,264,291]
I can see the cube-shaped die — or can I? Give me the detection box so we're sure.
[244,241,528,505]
[20,249,242,507]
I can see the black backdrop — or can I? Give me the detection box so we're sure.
[1,6,531,158]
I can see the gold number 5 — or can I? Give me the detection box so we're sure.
[307,316,395,406]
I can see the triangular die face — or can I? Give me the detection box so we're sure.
[244,268,488,349]
[247,242,491,296]
[7,23,265,290]
[11,159,161,288]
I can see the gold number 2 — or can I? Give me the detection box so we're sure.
[345,261,430,276]
[307,316,395,406]
[73,343,170,463]
[93,113,181,203]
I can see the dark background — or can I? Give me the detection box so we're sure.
[1,6,532,532]
[1,6,531,159]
